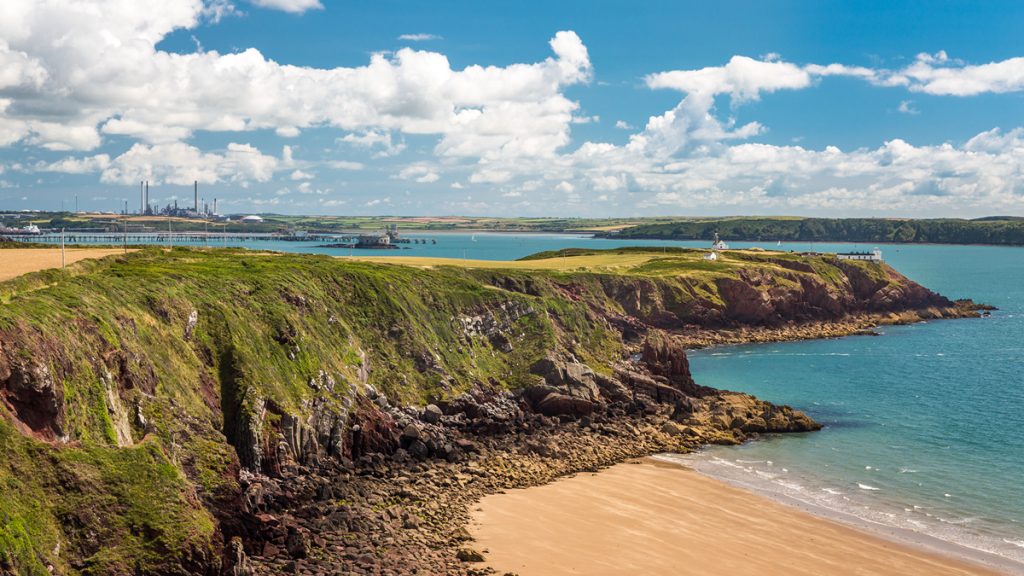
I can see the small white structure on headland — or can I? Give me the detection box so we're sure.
[837,247,883,262]
[712,232,729,251]
[703,251,718,261]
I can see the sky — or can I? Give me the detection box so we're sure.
[1,0,1024,218]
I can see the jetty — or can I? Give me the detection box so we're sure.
[10,231,375,245]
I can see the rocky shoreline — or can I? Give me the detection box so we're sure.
[235,366,818,575]
[674,302,988,348]
[232,306,984,576]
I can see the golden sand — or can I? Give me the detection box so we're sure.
[0,248,129,282]
[469,459,1002,576]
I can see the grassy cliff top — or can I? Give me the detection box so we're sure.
[345,246,891,288]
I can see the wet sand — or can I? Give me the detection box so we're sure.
[469,459,1005,576]
[0,248,128,282]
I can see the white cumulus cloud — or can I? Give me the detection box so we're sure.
[98,142,283,185]
[398,33,442,42]
[248,0,323,14]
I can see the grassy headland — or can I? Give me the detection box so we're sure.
[0,246,979,574]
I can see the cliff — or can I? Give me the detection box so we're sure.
[0,247,978,575]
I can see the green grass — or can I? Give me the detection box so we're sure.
[0,245,903,572]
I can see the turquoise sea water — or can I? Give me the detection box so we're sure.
[24,232,1024,566]
[676,243,1024,568]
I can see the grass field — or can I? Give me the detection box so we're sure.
[344,253,662,271]
[344,248,766,276]
[0,248,131,282]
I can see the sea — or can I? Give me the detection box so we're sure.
[25,231,1024,569]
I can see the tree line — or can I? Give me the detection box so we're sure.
[604,218,1024,246]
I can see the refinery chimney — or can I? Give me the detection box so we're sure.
[194,181,198,212]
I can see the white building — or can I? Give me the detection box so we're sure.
[240,215,264,223]
[837,248,883,262]
[703,251,718,261]
[712,232,729,251]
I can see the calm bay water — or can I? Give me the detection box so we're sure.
[31,231,1024,566]
[674,243,1024,568]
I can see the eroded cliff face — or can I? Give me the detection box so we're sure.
[583,259,960,329]
[0,248,977,575]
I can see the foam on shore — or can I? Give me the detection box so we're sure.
[659,450,1024,572]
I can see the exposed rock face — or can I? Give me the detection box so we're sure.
[228,356,821,575]
[0,332,67,440]
[525,356,632,418]
[640,332,698,395]
[838,261,953,312]
[457,300,535,351]
[584,259,969,331]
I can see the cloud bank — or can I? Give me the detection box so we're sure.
[1,0,1023,215]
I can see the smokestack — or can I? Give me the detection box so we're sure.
[140,181,144,214]
[214,198,217,215]
[194,180,198,212]
[145,181,149,215]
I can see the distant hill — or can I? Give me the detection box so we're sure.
[971,216,1024,222]
[604,217,1024,246]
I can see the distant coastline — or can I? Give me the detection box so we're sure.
[7,213,1024,247]
[596,216,1024,247]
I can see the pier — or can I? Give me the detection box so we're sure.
[11,231,359,245]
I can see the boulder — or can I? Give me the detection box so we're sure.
[421,404,443,424]
[285,526,309,559]
[407,439,429,459]
[529,357,601,401]
[456,548,485,563]
[523,386,595,418]
[401,423,421,441]
[660,421,685,436]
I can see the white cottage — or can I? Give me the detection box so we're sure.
[712,232,729,251]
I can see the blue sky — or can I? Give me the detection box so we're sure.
[1,0,1023,217]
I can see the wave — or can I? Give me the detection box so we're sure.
[940,516,978,526]
[664,450,1024,566]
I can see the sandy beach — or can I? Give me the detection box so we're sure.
[0,248,128,282]
[469,459,1005,576]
